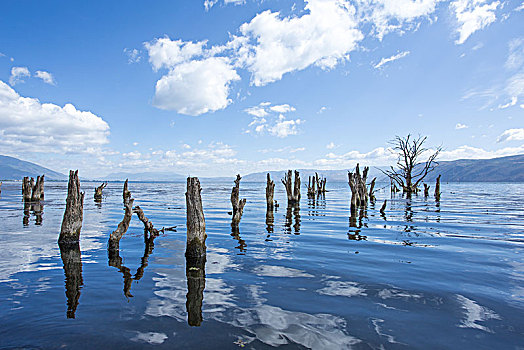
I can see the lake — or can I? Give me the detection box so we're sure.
[0,179,523,349]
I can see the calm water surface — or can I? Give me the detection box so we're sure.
[0,180,523,349]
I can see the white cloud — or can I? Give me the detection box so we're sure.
[144,37,206,71]
[452,0,500,45]
[506,72,524,98]
[34,70,56,85]
[455,123,468,129]
[515,2,524,11]
[238,0,363,86]
[318,106,327,114]
[0,80,110,153]
[244,102,303,137]
[245,105,269,117]
[498,96,517,109]
[356,0,441,40]
[326,142,337,149]
[124,48,142,64]
[268,115,303,138]
[374,50,410,69]
[497,128,524,142]
[505,38,524,69]
[152,57,240,116]
[205,0,245,10]
[269,104,296,113]
[123,151,142,159]
[9,67,30,86]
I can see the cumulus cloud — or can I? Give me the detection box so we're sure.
[9,66,30,86]
[35,70,56,85]
[497,128,524,143]
[374,50,410,69]
[152,57,240,115]
[0,80,110,153]
[145,37,206,71]
[244,102,303,137]
[238,0,363,86]
[452,0,500,45]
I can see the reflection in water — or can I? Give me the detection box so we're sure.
[284,204,301,234]
[59,242,83,319]
[108,233,156,298]
[231,225,247,253]
[307,194,326,217]
[186,257,206,327]
[23,201,44,226]
[265,207,274,235]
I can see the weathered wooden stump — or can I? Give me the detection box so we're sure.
[94,182,107,201]
[423,183,430,197]
[315,172,327,195]
[186,257,205,327]
[133,205,168,236]
[59,242,83,319]
[0,181,2,194]
[58,170,84,245]
[369,177,377,202]
[434,175,441,200]
[266,173,275,210]
[31,175,44,201]
[186,177,206,263]
[282,170,301,205]
[22,177,32,202]
[108,199,134,251]
[231,174,246,227]
[307,175,316,198]
[123,179,132,204]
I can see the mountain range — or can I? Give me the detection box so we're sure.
[1,154,523,182]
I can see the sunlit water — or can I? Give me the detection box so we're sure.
[0,180,523,349]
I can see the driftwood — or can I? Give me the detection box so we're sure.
[186,257,205,327]
[435,175,441,200]
[231,174,246,227]
[58,170,84,245]
[282,170,301,204]
[123,179,131,204]
[108,199,134,251]
[424,183,430,197]
[133,205,176,235]
[186,177,206,263]
[94,182,107,201]
[59,242,83,319]
[348,164,369,212]
[266,173,275,210]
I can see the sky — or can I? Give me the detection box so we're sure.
[0,0,523,178]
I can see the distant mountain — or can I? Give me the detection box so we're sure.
[0,155,67,180]
[426,154,524,182]
[101,171,187,182]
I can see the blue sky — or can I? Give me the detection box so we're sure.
[0,0,523,177]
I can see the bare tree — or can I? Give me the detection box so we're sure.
[382,134,441,195]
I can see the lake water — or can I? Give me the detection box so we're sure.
[0,179,523,349]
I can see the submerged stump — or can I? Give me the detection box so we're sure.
[266,173,275,210]
[108,199,134,251]
[282,170,301,205]
[94,182,107,201]
[231,174,246,227]
[58,170,84,245]
[185,177,206,263]
[123,179,131,204]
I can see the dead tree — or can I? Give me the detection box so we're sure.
[307,176,316,197]
[315,172,327,194]
[59,170,84,245]
[108,199,134,251]
[132,205,176,236]
[186,177,206,263]
[435,175,441,200]
[266,173,275,210]
[382,134,441,195]
[424,183,430,197]
[123,179,131,204]
[282,170,301,204]
[231,174,246,227]
[94,182,107,201]
[348,164,369,212]
[22,177,32,202]
[369,177,377,202]
[30,175,44,201]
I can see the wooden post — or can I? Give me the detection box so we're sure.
[307,175,316,198]
[22,177,32,202]
[434,175,441,200]
[58,170,84,245]
[59,242,83,319]
[108,199,134,251]
[369,177,376,202]
[186,177,206,262]
[231,174,246,227]
[281,170,301,205]
[266,173,275,210]
[94,182,107,201]
[424,183,430,197]
[123,179,131,204]
[29,175,45,201]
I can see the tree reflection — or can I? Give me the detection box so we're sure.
[59,242,83,319]
[231,224,247,253]
[185,256,206,327]
[284,204,301,234]
[23,201,44,226]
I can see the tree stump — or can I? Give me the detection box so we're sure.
[315,172,327,195]
[348,164,372,212]
[59,170,84,245]
[123,179,131,204]
[282,170,300,205]
[59,242,83,319]
[266,173,275,210]
[369,177,377,202]
[185,177,206,263]
[30,175,44,201]
[435,174,441,200]
[108,199,134,251]
[22,177,32,202]
[231,174,246,227]
[0,181,2,194]
[424,183,430,197]
[307,175,316,198]
[94,182,107,201]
